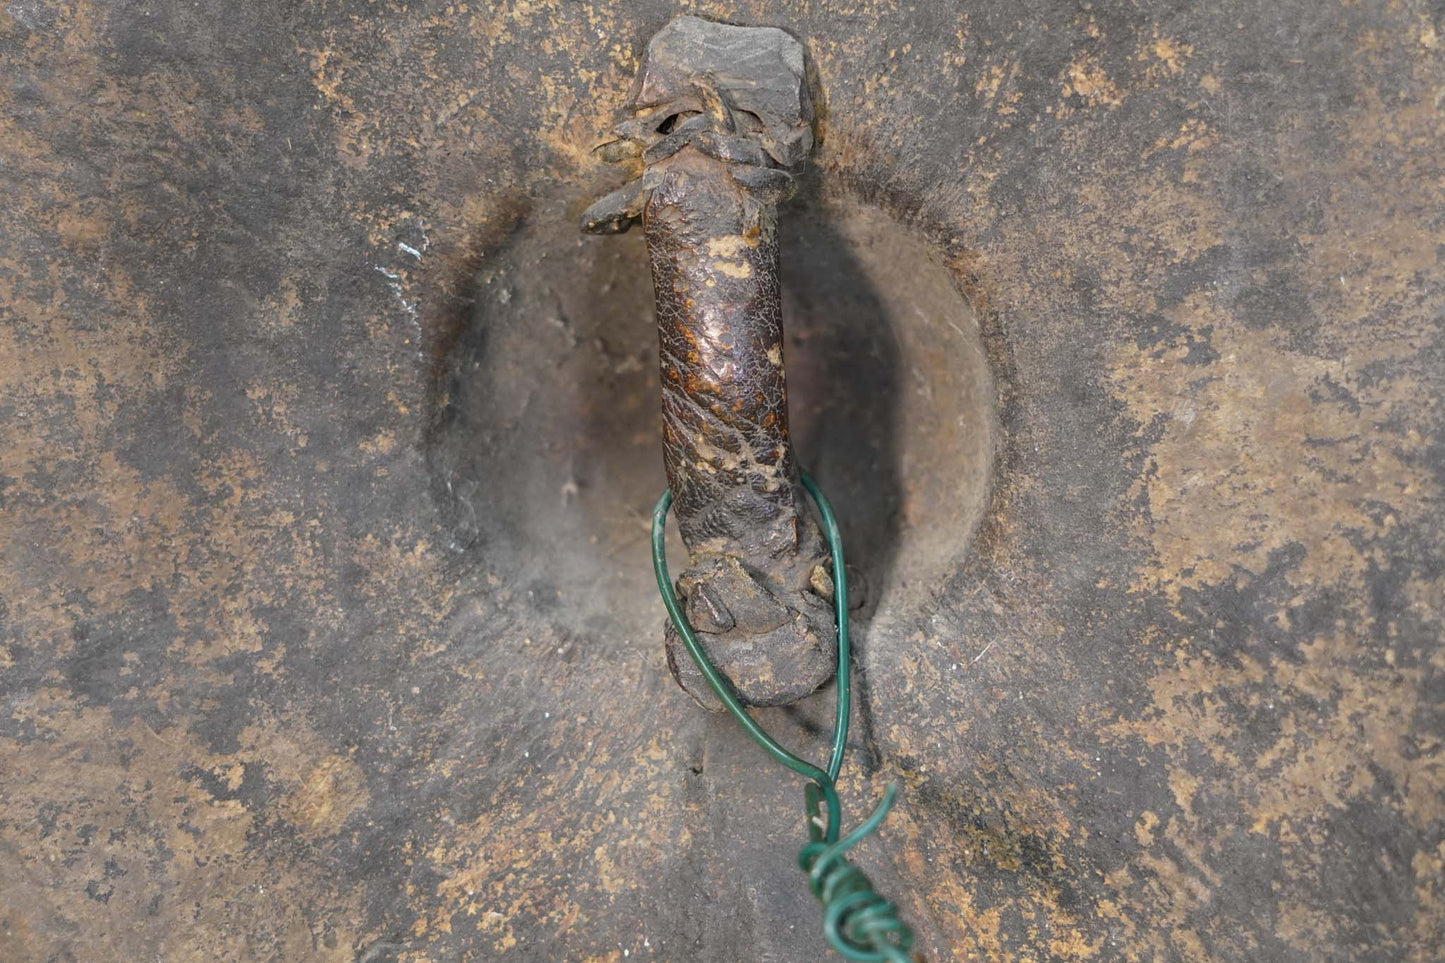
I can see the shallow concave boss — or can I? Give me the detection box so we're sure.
[581,16,916,963]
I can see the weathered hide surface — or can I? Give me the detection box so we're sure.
[0,2,1441,960]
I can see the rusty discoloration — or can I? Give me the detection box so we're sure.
[0,1,1440,960]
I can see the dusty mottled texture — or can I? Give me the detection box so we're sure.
[0,2,1440,962]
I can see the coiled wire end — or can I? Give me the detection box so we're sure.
[802,782,914,962]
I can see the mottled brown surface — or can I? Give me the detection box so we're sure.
[580,16,839,711]
[1,2,1441,961]
[645,151,839,709]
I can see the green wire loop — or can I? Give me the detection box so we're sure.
[652,472,914,963]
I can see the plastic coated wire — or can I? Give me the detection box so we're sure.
[652,472,914,963]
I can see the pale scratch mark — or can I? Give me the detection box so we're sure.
[373,265,423,360]
[374,266,418,320]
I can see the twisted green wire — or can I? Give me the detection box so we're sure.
[652,472,914,963]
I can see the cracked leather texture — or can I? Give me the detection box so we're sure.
[644,150,835,709]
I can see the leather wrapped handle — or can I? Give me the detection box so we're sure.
[582,17,835,709]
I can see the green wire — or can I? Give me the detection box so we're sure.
[806,470,852,788]
[651,471,914,962]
